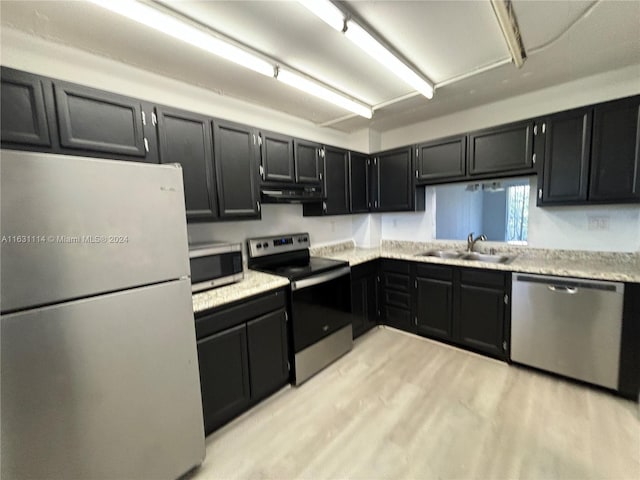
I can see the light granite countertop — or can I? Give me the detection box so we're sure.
[192,240,639,313]
[312,240,640,283]
[192,270,289,313]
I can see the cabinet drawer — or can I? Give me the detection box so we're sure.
[383,305,413,332]
[415,263,453,281]
[195,289,286,339]
[382,289,411,309]
[380,259,410,274]
[459,269,505,289]
[382,272,410,292]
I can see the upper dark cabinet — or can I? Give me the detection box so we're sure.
[1,67,51,147]
[374,147,415,211]
[416,135,466,183]
[294,139,322,184]
[259,130,294,183]
[322,146,350,215]
[468,120,534,175]
[539,107,592,205]
[589,96,640,202]
[53,81,147,158]
[349,152,370,213]
[156,106,218,221]
[213,120,261,219]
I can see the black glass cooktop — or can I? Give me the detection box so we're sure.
[253,256,348,281]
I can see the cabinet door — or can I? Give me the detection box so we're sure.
[213,120,260,219]
[259,130,294,183]
[382,304,414,333]
[375,147,413,211]
[456,284,505,358]
[1,67,51,147]
[197,324,251,435]
[157,106,218,221]
[468,120,534,175]
[416,276,453,341]
[351,262,378,338]
[589,96,640,202]
[323,146,350,215]
[416,135,466,182]
[540,108,592,204]
[294,139,322,184]
[247,309,289,401]
[349,152,370,213]
[53,81,147,158]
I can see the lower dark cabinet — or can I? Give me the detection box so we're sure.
[351,262,378,338]
[195,289,289,435]
[415,276,453,341]
[380,260,414,333]
[456,283,505,357]
[247,310,289,401]
[197,323,251,434]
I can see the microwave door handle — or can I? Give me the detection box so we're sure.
[291,266,351,291]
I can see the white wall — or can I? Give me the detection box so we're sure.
[380,64,640,149]
[4,27,639,252]
[0,28,355,150]
[188,204,355,262]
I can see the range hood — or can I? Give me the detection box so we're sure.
[260,185,323,203]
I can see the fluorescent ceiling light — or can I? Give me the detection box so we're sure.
[276,69,372,119]
[297,0,345,32]
[490,0,527,68]
[345,20,434,99]
[88,0,274,77]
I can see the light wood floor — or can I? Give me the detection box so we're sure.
[193,327,640,480]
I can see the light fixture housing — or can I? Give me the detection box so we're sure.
[490,0,527,68]
[297,0,344,32]
[89,0,275,77]
[345,20,434,99]
[276,68,373,119]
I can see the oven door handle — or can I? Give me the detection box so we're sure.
[291,266,351,291]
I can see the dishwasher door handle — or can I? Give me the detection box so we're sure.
[547,285,578,294]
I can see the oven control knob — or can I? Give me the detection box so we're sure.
[256,243,262,249]
[263,242,269,248]
[303,237,308,242]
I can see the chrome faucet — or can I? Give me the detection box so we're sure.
[467,232,487,252]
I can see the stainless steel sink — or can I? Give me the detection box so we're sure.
[460,252,515,264]
[415,250,464,259]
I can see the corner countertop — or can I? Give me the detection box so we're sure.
[192,270,289,314]
[311,240,640,283]
[192,240,639,314]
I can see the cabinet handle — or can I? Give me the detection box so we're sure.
[258,134,263,146]
[415,147,419,157]
[533,124,537,136]
[538,188,543,199]
[141,111,146,126]
[319,172,323,181]
[252,134,256,145]
[374,200,378,209]
[256,201,261,212]
[259,165,265,179]
[368,202,372,209]
[143,138,149,152]
[532,153,536,165]
[151,111,157,126]
[504,294,509,305]
[415,170,419,178]
[414,317,418,326]
[373,157,378,166]
[542,123,546,134]
[323,201,327,213]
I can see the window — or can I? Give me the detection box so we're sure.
[435,177,530,242]
[505,184,529,243]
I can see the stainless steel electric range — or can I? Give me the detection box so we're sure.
[247,233,353,385]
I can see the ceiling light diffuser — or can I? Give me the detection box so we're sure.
[276,69,373,119]
[490,0,527,68]
[345,20,434,99]
[297,0,345,31]
[88,0,274,77]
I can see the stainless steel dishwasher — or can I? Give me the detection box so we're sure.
[511,273,624,390]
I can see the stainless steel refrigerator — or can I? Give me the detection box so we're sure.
[1,150,205,479]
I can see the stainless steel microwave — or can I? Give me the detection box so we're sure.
[189,242,244,293]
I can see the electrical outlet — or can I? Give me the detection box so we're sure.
[587,215,610,231]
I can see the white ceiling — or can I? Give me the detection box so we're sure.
[1,1,639,133]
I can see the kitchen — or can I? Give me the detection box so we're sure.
[1,1,639,479]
